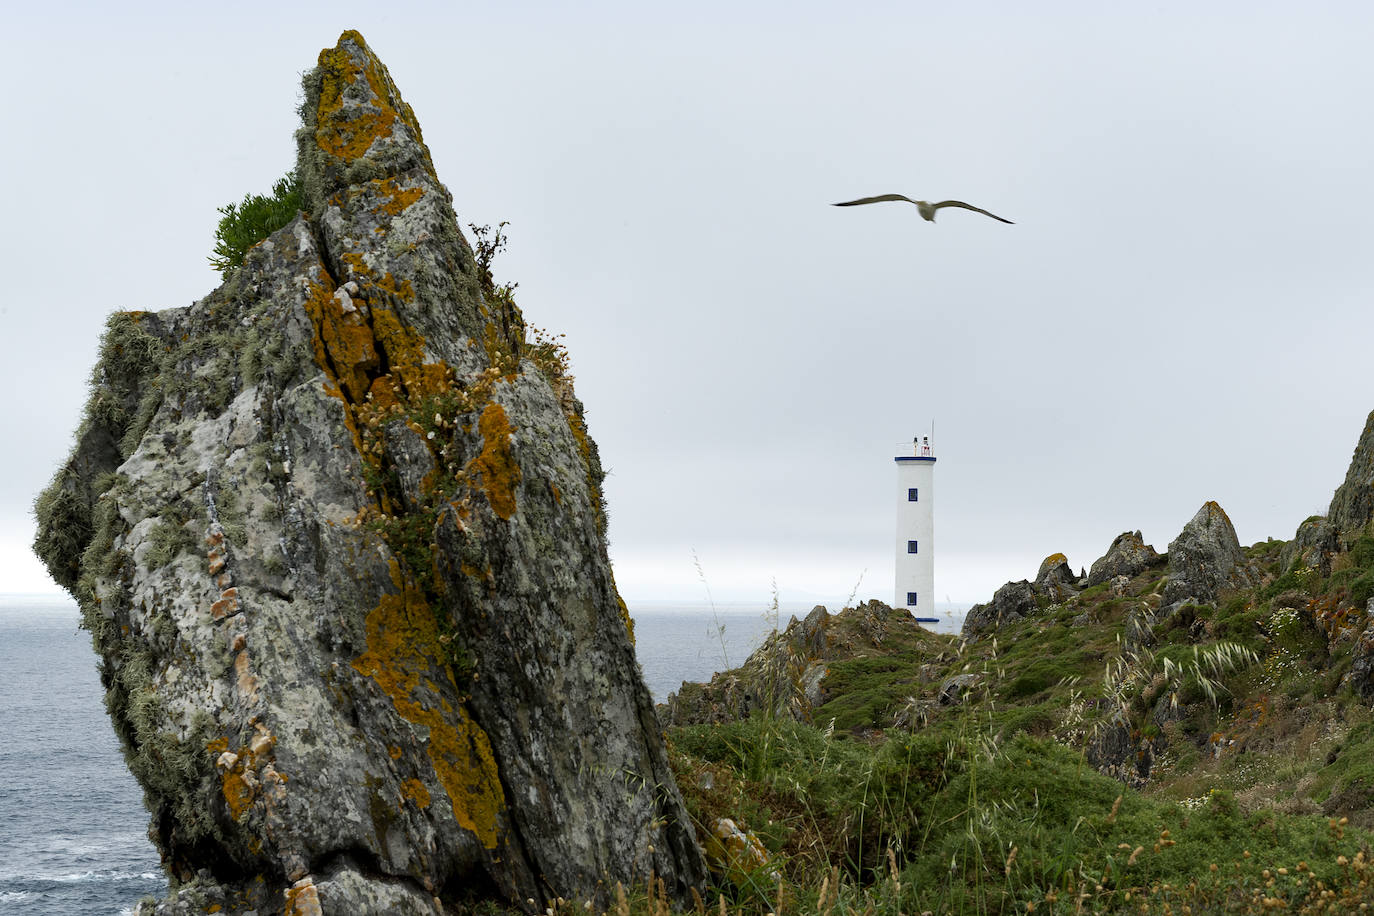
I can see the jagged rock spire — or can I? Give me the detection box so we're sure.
[35,31,704,915]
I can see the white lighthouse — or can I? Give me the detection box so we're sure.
[894,437,937,620]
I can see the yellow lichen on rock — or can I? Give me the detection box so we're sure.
[1204,499,1234,526]
[212,730,279,822]
[314,33,398,162]
[468,403,520,520]
[368,176,424,217]
[400,777,432,809]
[351,560,505,847]
[283,876,323,916]
[706,818,777,888]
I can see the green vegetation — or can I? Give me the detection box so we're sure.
[208,171,302,278]
[586,525,1374,915]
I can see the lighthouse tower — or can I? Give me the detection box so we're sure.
[894,437,937,619]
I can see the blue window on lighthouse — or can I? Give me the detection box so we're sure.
[908,488,918,501]
[907,540,918,554]
[907,592,918,606]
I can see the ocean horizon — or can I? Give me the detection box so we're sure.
[0,593,966,915]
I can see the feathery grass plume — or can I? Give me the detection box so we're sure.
[843,569,867,611]
[693,550,730,670]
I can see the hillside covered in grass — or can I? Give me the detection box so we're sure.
[649,411,1374,914]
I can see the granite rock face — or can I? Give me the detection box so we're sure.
[1279,515,1337,577]
[1034,553,1079,603]
[1279,410,1374,578]
[33,31,703,915]
[1327,411,1374,543]
[1086,531,1161,587]
[962,579,1038,636]
[1159,501,1255,608]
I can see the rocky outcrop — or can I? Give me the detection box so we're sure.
[963,552,1085,637]
[1279,515,1338,576]
[33,31,703,915]
[1159,501,1256,608]
[1328,410,1374,544]
[1086,531,1161,587]
[1035,553,1079,602]
[962,580,1038,635]
[660,601,944,727]
[1277,411,1374,576]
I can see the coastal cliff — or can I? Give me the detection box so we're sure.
[34,31,704,915]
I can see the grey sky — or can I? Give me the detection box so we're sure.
[4,2,1372,606]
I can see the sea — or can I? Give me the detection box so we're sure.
[0,594,965,915]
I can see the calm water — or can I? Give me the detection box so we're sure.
[0,595,963,914]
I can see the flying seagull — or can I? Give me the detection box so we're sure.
[833,194,1014,224]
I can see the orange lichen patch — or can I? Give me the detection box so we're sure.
[366,375,401,411]
[215,730,280,822]
[338,253,416,303]
[314,37,397,162]
[467,403,520,520]
[400,777,432,809]
[351,560,505,847]
[1203,500,1234,526]
[211,587,240,620]
[368,176,424,217]
[221,766,256,820]
[303,278,380,404]
[393,362,451,403]
[1042,553,1068,570]
[707,817,776,887]
[283,876,323,916]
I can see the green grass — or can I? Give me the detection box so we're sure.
[665,717,1374,915]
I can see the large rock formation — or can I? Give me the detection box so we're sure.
[1159,501,1256,609]
[962,552,1082,637]
[1327,410,1374,542]
[962,579,1038,636]
[1034,553,1079,602]
[1280,410,1374,576]
[33,32,704,915]
[1086,531,1161,587]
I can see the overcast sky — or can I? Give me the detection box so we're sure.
[4,2,1373,608]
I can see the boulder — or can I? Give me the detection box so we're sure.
[937,673,981,706]
[33,31,704,915]
[1160,501,1255,608]
[1035,553,1079,602]
[962,579,1037,636]
[1279,515,1337,576]
[1087,531,1161,587]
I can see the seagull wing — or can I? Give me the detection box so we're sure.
[832,194,920,207]
[930,200,1014,224]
